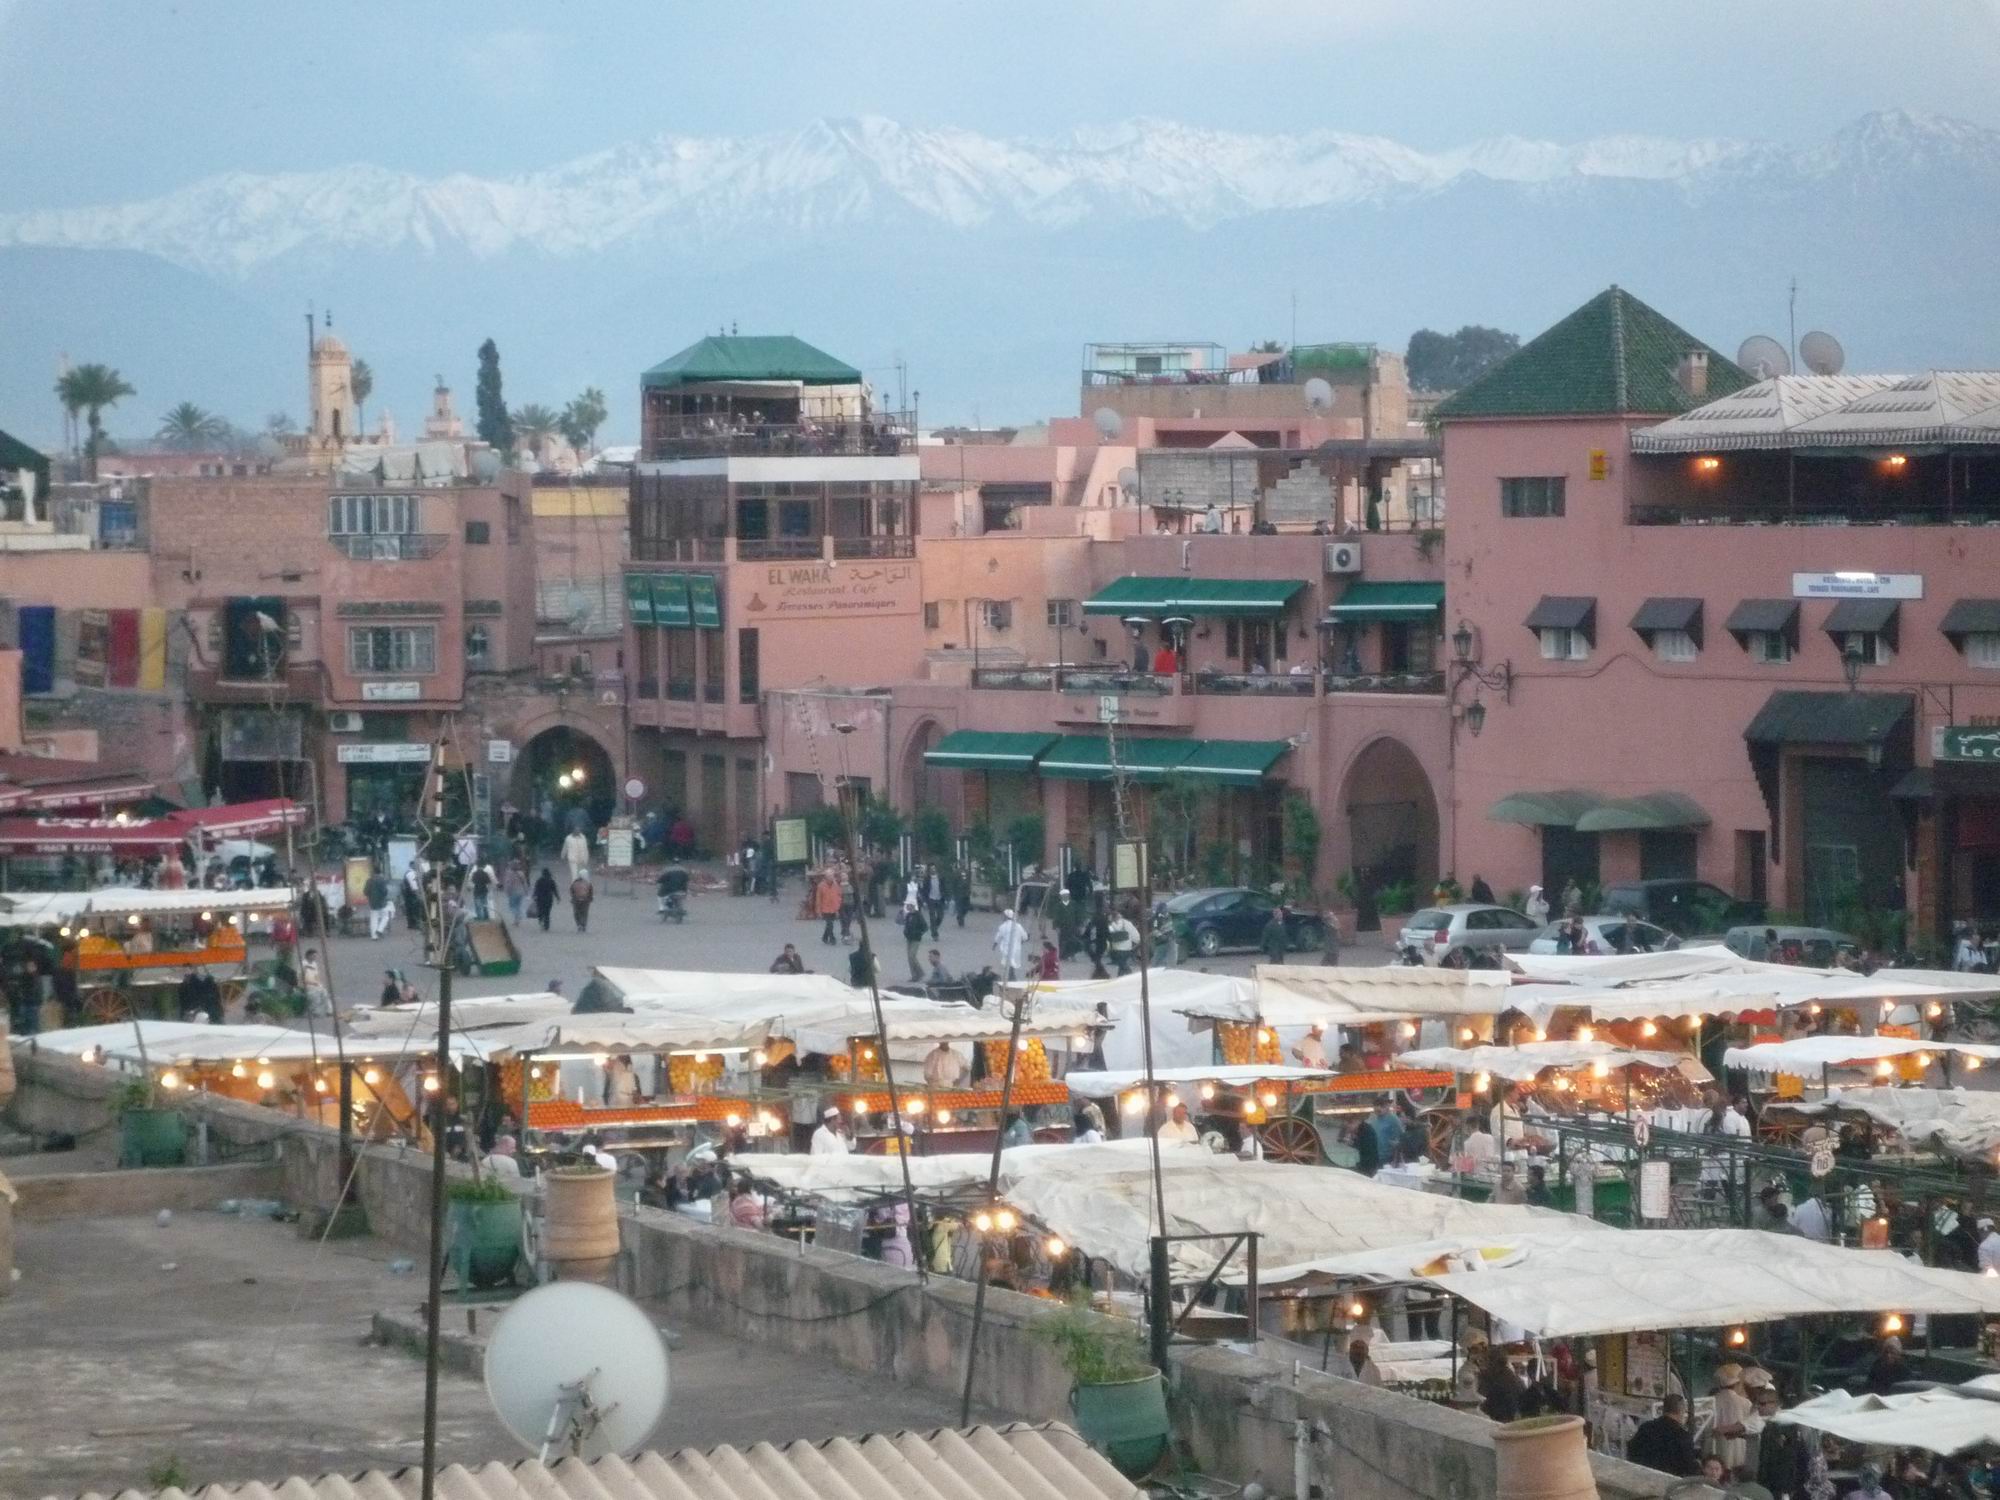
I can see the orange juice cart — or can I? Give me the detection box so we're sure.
[65,888,297,1022]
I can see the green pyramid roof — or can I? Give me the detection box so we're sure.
[1433,287,1753,421]
[641,335,862,390]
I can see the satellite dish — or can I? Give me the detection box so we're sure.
[1799,331,1846,376]
[1117,466,1139,497]
[1736,336,1792,380]
[485,1282,670,1462]
[1303,377,1335,414]
[1092,406,1123,441]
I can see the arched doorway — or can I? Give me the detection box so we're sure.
[900,720,946,813]
[509,725,617,853]
[1340,736,1440,899]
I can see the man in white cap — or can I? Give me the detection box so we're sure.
[1979,1217,2000,1273]
[1291,1023,1329,1070]
[1525,884,1550,925]
[1709,1363,1752,1474]
[992,907,1028,981]
[811,1105,850,1156]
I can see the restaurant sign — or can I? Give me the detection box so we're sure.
[337,742,431,765]
[1933,726,2000,763]
[741,561,918,621]
[1791,571,1923,600]
[362,680,422,701]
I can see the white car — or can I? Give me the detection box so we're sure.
[1526,915,1676,956]
[1397,904,1541,965]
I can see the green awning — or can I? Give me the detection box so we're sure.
[1487,789,1605,827]
[924,731,1057,771]
[626,572,656,627]
[1175,740,1292,783]
[1038,735,1198,781]
[1082,576,1305,619]
[1575,792,1711,833]
[687,572,722,629]
[1743,690,1912,748]
[1324,580,1445,624]
[652,574,691,628]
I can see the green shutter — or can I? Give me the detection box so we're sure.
[652,574,691,628]
[688,573,722,629]
[625,573,655,627]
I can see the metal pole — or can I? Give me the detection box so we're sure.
[1149,1234,1173,1373]
[418,733,454,1500]
[959,977,1030,1426]
[1246,1232,1260,1345]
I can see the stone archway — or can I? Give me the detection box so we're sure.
[1338,735,1440,897]
[898,718,947,813]
[509,723,619,852]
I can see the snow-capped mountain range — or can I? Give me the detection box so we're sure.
[2,110,1987,277]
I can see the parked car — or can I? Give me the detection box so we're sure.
[1397,904,1541,965]
[1723,924,1861,967]
[1164,887,1324,957]
[1600,879,1764,937]
[1527,915,1677,956]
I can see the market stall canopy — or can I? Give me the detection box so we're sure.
[1394,1041,1709,1083]
[81,886,297,920]
[1574,792,1710,834]
[1035,970,1249,1071]
[1723,1036,2000,1076]
[0,755,153,813]
[1081,576,1305,620]
[23,1020,484,1065]
[1782,1087,2000,1161]
[344,993,573,1039]
[596,968,871,1014]
[0,815,187,855]
[922,731,1059,771]
[477,1014,771,1058]
[741,1139,1209,1203]
[1244,965,1517,1025]
[170,799,308,840]
[1065,1064,1333,1099]
[1773,1388,2000,1458]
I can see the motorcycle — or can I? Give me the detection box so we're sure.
[657,890,687,924]
[1395,940,1428,967]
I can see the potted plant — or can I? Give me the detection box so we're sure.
[445,1175,524,1290]
[114,1078,187,1168]
[1033,1298,1170,1478]
[1375,878,1417,931]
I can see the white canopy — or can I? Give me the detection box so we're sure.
[1065,1065,1333,1099]
[343,993,574,1039]
[1032,970,1248,1070]
[1507,950,1746,985]
[1244,965,1517,1025]
[22,1019,481,1066]
[1394,1041,1705,1083]
[477,1014,772,1058]
[740,1140,1210,1202]
[1774,1387,2000,1456]
[81,887,298,919]
[1723,1036,2000,1076]
[1783,1087,2000,1160]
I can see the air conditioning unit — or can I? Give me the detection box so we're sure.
[1324,540,1364,574]
[327,712,364,734]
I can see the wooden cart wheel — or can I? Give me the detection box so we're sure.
[82,986,127,1023]
[1259,1114,1323,1165]
[1425,1112,1456,1164]
[217,979,246,1015]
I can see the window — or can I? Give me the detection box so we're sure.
[346,624,436,675]
[1749,630,1791,664]
[923,601,940,630]
[1838,631,1894,666]
[1046,598,1075,629]
[464,625,491,667]
[1539,627,1589,661]
[463,520,490,545]
[327,493,420,535]
[778,499,814,538]
[1500,477,1566,518]
[1967,632,2000,669]
[985,601,1013,632]
[701,627,725,702]
[1651,629,1698,663]
[737,627,759,703]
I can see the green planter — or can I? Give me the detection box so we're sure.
[447,1197,524,1291]
[1070,1372,1170,1477]
[119,1107,188,1168]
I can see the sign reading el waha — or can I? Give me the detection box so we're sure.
[743,561,918,620]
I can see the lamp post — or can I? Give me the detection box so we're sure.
[1448,617,1512,737]
[1842,636,1866,693]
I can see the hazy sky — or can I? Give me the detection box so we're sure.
[3,0,1998,208]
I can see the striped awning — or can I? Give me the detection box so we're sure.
[1324,580,1444,624]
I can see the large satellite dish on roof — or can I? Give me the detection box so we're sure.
[1736,336,1792,380]
[1799,331,1846,376]
[1093,406,1124,441]
[1303,377,1334,414]
[1117,465,1139,500]
[485,1282,670,1462]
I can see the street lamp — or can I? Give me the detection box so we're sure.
[1842,635,1867,692]
[1452,620,1475,663]
[1465,699,1487,737]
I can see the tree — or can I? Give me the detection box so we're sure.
[510,403,561,457]
[55,363,136,479]
[349,359,374,435]
[474,339,512,452]
[1249,340,1286,354]
[264,412,298,438]
[156,402,225,451]
[1405,325,1520,393]
[559,386,609,454]
[1281,789,1322,903]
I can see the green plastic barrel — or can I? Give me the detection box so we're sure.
[448,1198,524,1289]
[1070,1372,1170,1477]
[119,1108,187,1167]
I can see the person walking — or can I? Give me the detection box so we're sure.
[561,827,590,884]
[992,907,1028,981]
[1260,905,1291,965]
[952,862,971,928]
[812,869,840,944]
[902,901,928,983]
[1083,899,1111,979]
[469,860,494,921]
[502,862,528,925]
[924,863,946,940]
[530,867,558,932]
[569,870,595,932]
[364,867,392,941]
[1106,907,1139,976]
[401,860,425,932]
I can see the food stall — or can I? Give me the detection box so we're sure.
[60,888,299,1022]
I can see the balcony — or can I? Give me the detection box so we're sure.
[970,667,1172,695]
[1323,669,1444,696]
[331,532,447,561]
[968,662,1444,702]
[644,412,916,461]
[1194,670,1317,697]
[187,663,321,703]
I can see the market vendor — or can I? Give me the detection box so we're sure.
[1291,1023,1329,1070]
[922,1037,967,1088]
[1156,1101,1198,1144]
[811,1105,851,1156]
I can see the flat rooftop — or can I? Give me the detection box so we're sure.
[0,1212,996,1499]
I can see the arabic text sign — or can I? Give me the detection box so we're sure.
[743,561,919,620]
[1935,726,2000,763]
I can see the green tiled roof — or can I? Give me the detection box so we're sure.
[1433,287,1753,421]
[641,335,862,390]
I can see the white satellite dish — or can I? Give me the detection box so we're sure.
[1799,330,1846,376]
[485,1282,670,1462]
[1303,377,1334,414]
[1092,406,1123,441]
[1736,335,1792,380]
[1117,465,1139,498]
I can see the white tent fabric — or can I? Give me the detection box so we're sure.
[740,1140,1211,1201]
[22,1019,483,1065]
[81,887,298,918]
[1773,1387,2000,1456]
[1032,970,1248,1070]
[1785,1087,2000,1159]
[1393,1041,1703,1082]
[1065,1065,1333,1098]
[1245,966,1516,1025]
[1723,1036,2000,1076]
[1507,950,1747,985]
[596,967,863,1011]
[477,1015,772,1058]
[345,994,573,1038]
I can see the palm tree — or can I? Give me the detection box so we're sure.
[350,359,374,435]
[157,402,225,451]
[510,402,561,459]
[54,364,136,479]
[559,387,609,455]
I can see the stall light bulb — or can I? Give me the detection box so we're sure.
[1576,1025,1595,1044]
[761,1112,782,1131]
[1917,1053,1934,1068]
[860,1047,875,1061]
[1348,1300,1366,1320]
[595,1054,610,1068]
[1685,1016,1701,1033]
[725,1113,742,1128]
[128,913,140,926]
[363,1068,381,1086]
[1199,1083,1217,1102]
[1473,1072,1491,1094]
[1876,1060,1895,1078]
[1122,1091,1144,1113]
[1640,1022,1658,1039]
[1970,1057,1984,1073]
[1883,1313,1905,1336]
[526,1066,540,1081]
[256,1070,276,1090]
[257,1056,270,1066]
[228,915,240,927]
[1807,1004,1823,1017]
[1071,1034,1088,1048]
[421,1074,439,1093]
[1399,1022,1417,1040]
[995,1208,1018,1232]
[76,926,88,938]
[230,1062,247,1079]
[159,1070,180,1090]
[316,1077,332,1094]
[1245,1103,1263,1121]
[1727,1328,1748,1348]
[1164,1092,1182,1110]
[1046,1237,1067,1259]
[974,1212,994,1233]
[1591,1060,1610,1079]
[1554,1077,1573,1093]
[935,1109,954,1125]
[1927,1002,1944,1019]
[1015,1038,1027,1052]
[1533,1028,1548,1042]
[692,1052,708,1064]
[200,910,213,922]
[58,925,70,938]
[849,1100,868,1118]
[752,1050,768,1067]
[1261,1090,1279,1108]
[1257,1028,1274,1045]
[1882,1000,1896,1017]
[905,1097,927,1115]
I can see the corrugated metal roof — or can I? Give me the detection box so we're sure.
[1633,372,2000,452]
[58,1425,1141,1500]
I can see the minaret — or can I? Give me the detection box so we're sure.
[309,332,356,446]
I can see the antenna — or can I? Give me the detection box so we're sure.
[485,1282,670,1463]
[1799,331,1846,376]
[1736,337,1792,380]
[1303,377,1335,415]
[1093,406,1124,442]
[1788,276,1798,373]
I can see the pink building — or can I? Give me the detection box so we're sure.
[1439,286,2000,942]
